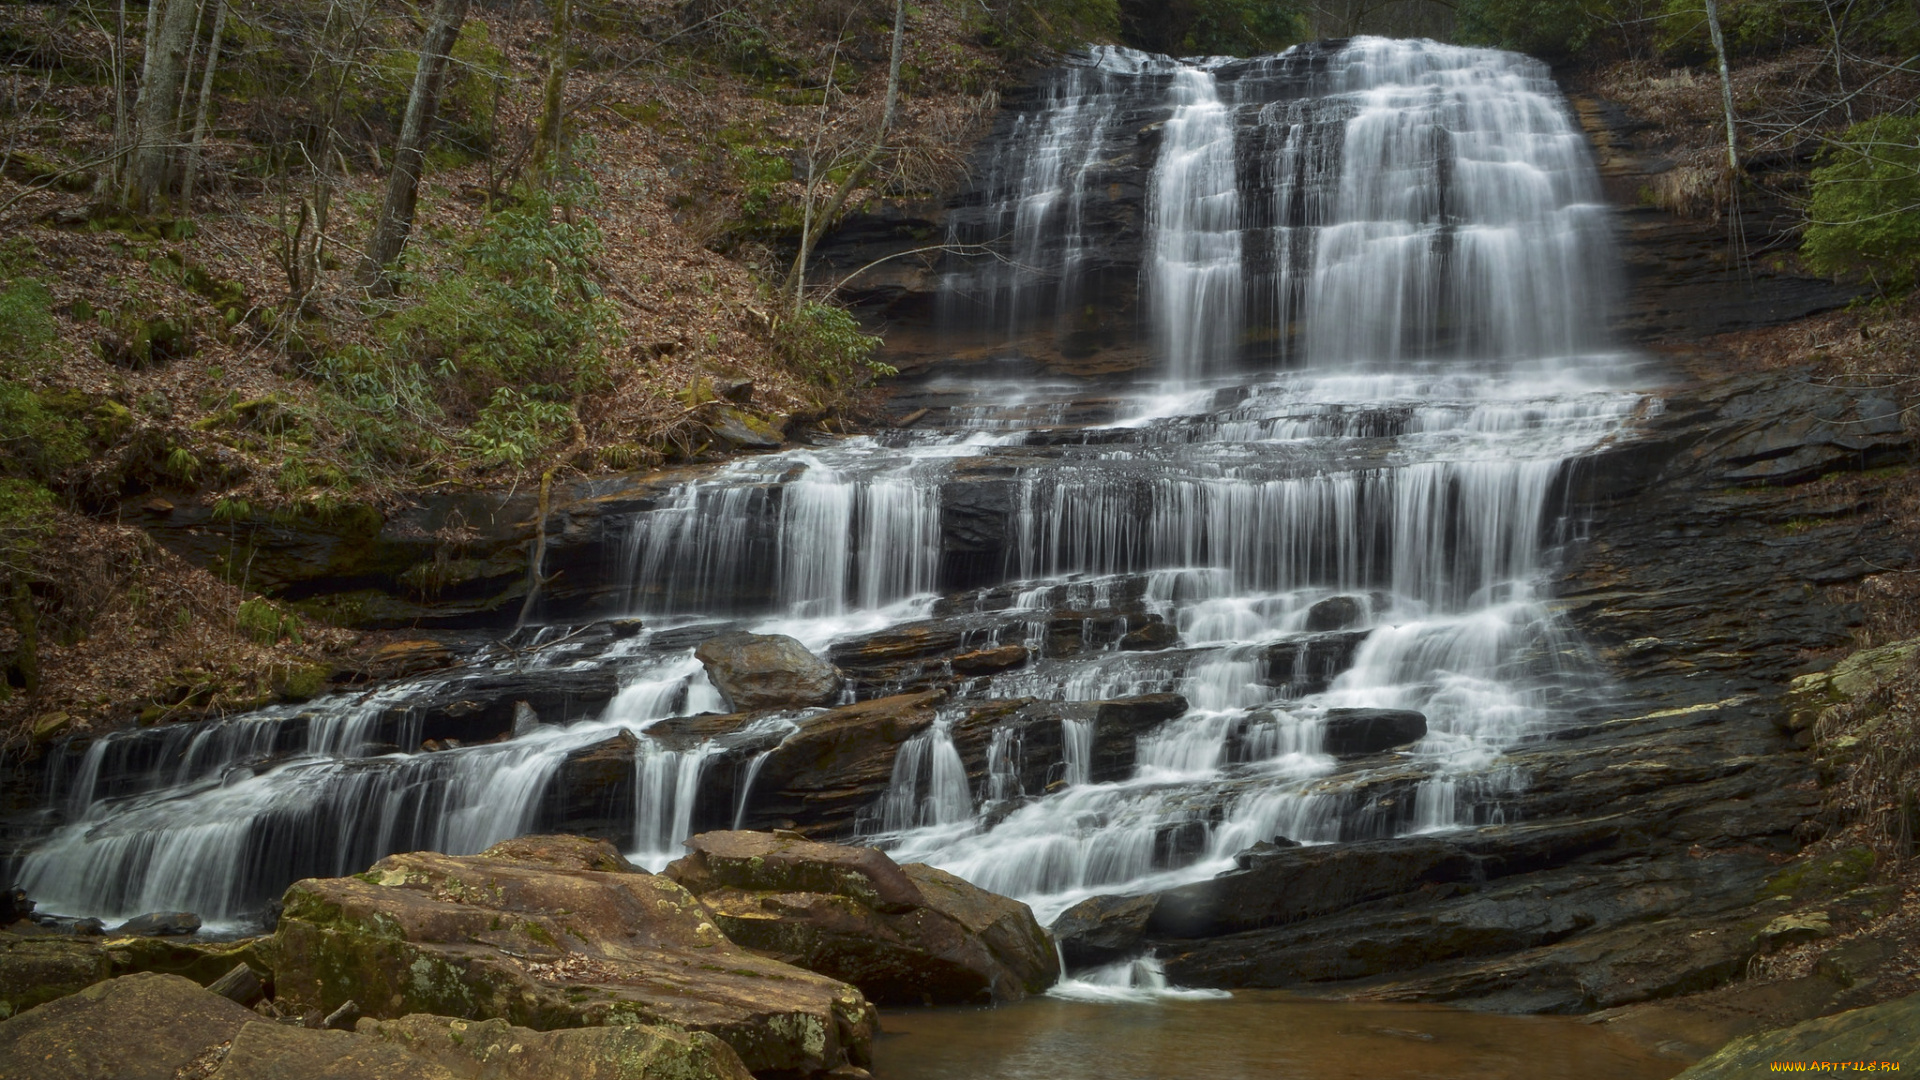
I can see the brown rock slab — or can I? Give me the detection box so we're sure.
[268,834,873,1079]
[360,1013,754,1080]
[668,831,1058,1005]
[0,971,260,1080]
[208,1022,455,1080]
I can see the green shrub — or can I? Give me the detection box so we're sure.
[1803,114,1920,293]
[236,597,302,645]
[0,478,55,575]
[0,279,57,377]
[386,187,620,417]
[777,302,893,388]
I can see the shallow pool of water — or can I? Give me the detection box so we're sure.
[871,991,1685,1080]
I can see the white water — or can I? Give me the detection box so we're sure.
[13,39,1644,951]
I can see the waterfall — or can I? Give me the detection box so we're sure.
[11,37,1645,938]
[1149,64,1243,380]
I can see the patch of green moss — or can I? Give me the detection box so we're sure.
[1762,846,1878,899]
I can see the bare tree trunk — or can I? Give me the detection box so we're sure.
[357,0,471,285]
[784,14,908,313]
[127,0,199,211]
[1703,0,1740,175]
[180,0,227,206]
[883,0,906,133]
[175,0,207,136]
[529,0,572,185]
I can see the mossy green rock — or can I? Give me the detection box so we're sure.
[360,1013,753,1080]
[667,831,1059,1006]
[1783,637,1920,732]
[1672,990,1920,1077]
[269,834,874,1079]
[0,932,112,1020]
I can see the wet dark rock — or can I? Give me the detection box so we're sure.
[539,730,638,843]
[1322,708,1426,756]
[1151,818,1634,940]
[1259,631,1370,694]
[951,693,1190,793]
[697,632,842,711]
[1051,894,1160,969]
[0,886,31,926]
[114,911,202,937]
[1232,837,1301,868]
[1305,595,1367,632]
[739,691,946,836]
[1119,616,1180,651]
[380,665,620,746]
[668,831,1058,1004]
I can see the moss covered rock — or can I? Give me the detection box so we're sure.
[268,835,874,1079]
[361,1013,753,1080]
[1673,990,1920,1078]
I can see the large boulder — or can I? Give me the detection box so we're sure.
[1049,894,1158,969]
[269,835,876,1079]
[0,971,261,1080]
[696,633,842,710]
[1671,991,1920,1079]
[667,830,1059,1005]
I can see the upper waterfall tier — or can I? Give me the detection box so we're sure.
[938,37,1617,376]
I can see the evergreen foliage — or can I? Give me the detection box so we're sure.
[1804,115,1920,292]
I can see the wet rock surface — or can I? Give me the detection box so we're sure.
[1320,709,1426,756]
[667,831,1058,1005]
[696,632,843,711]
[1050,894,1160,969]
[1126,367,1915,1010]
[269,834,876,1078]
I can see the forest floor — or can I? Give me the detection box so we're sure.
[0,0,1015,747]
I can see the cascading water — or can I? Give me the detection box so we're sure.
[9,37,1647,965]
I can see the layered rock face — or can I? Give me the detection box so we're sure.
[665,831,1058,1005]
[269,835,876,1078]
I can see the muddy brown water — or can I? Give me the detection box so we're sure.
[872,991,1686,1080]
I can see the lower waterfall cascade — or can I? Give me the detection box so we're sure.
[10,35,1657,970]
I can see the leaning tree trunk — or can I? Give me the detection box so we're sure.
[358,0,471,286]
[125,0,200,211]
[1703,0,1740,175]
